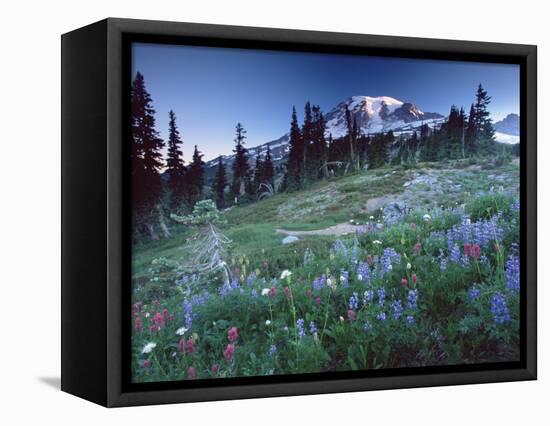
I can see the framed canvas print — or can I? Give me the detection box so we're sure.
[61,18,537,407]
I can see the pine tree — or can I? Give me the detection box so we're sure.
[230,123,251,201]
[472,84,496,155]
[302,102,313,184]
[465,103,477,155]
[345,106,359,170]
[186,145,204,207]
[367,132,389,169]
[284,106,303,191]
[263,145,275,188]
[307,105,328,179]
[253,153,265,193]
[212,156,227,209]
[165,110,186,209]
[130,72,165,239]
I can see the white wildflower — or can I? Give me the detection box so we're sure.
[265,320,271,326]
[176,327,188,336]
[280,270,292,280]
[141,342,157,354]
[261,288,270,296]
[423,214,431,223]
[373,240,382,245]
[406,262,412,270]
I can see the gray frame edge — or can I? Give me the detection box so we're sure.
[61,19,109,406]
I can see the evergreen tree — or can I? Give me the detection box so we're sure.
[465,103,477,155]
[302,102,313,184]
[310,105,328,179]
[443,105,465,159]
[165,110,186,209]
[367,132,389,169]
[130,71,165,239]
[253,153,265,193]
[345,106,359,170]
[186,145,204,207]
[284,106,303,191]
[230,123,251,200]
[471,84,496,155]
[263,145,275,188]
[212,156,227,209]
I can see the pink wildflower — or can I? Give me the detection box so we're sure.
[228,326,239,343]
[188,366,196,380]
[185,338,195,354]
[134,316,142,333]
[284,286,291,300]
[224,344,235,362]
[472,243,481,259]
[347,309,356,321]
[152,312,164,329]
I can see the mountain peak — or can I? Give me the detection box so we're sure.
[325,95,442,137]
[494,113,519,136]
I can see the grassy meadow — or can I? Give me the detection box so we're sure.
[131,157,521,383]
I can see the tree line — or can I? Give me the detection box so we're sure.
[132,69,506,240]
[131,72,275,240]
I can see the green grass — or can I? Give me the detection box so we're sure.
[132,159,519,282]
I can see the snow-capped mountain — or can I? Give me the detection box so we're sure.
[204,95,443,170]
[324,96,443,138]
[494,113,520,144]
[494,113,519,136]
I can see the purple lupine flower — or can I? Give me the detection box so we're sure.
[450,244,461,263]
[356,262,371,285]
[182,299,193,329]
[363,289,374,305]
[296,318,305,339]
[363,320,372,332]
[505,255,520,293]
[390,300,404,320]
[377,312,387,321]
[309,321,317,335]
[312,274,327,291]
[246,272,256,287]
[333,239,349,261]
[268,344,277,357]
[340,269,349,288]
[377,288,386,306]
[349,292,359,310]
[407,289,418,310]
[491,292,510,324]
[406,315,415,325]
[381,248,401,275]
[468,286,481,300]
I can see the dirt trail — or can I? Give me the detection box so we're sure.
[276,223,362,237]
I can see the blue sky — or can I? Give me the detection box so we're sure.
[132,43,520,162]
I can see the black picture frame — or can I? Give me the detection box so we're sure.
[61,17,537,407]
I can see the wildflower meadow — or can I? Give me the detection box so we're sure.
[131,189,520,383]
